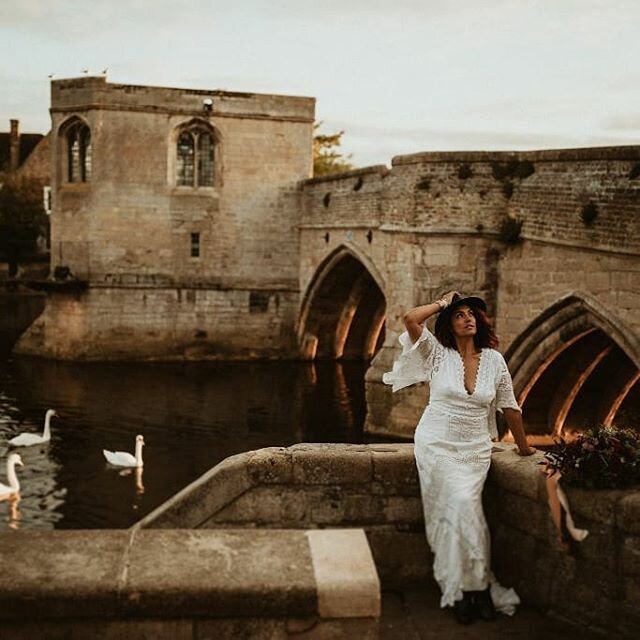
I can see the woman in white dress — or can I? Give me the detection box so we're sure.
[383,291,535,624]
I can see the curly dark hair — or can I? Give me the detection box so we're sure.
[435,306,499,349]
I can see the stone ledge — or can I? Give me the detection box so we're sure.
[391,145,640,166]
[0,528,380,630]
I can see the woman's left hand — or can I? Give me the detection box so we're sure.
[516,446,536,456]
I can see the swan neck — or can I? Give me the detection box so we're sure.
[135,441,144,465]
[7,460,20,491]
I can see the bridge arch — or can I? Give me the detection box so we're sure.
[297,245,386,361]
[505,292,640,437]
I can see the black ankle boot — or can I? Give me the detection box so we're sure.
[473,587,496,621]
[453,591,476,625]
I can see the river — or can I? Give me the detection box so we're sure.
[0,356,370,530]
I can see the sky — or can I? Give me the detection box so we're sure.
[1,0,639,167]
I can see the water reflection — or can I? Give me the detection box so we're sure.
[0,356,367,529]
[6,496,20,530]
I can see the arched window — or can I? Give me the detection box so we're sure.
[176,132,195,186]
[66,121,92,183]
[176,125,215,187]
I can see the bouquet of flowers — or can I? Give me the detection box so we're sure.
[542,425,640,490]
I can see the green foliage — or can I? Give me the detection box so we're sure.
[0,177,48,275]
[313,122,354,177]
[543,425,640,490]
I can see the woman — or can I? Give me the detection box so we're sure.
[383,291,535,625]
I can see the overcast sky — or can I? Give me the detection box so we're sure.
[1,0,639,166]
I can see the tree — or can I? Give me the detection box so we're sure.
[0,177,48,277]
[313,122,355,177]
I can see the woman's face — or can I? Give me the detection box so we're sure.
[450,305,477,339]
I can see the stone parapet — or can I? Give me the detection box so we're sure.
[138,444,430,588]
[51,76,315,122]
[139,443,640,638]
[0,528,379,639]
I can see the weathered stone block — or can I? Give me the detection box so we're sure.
[488,487,549,537]
[292,446,372,485]
[247,447,293,484]
[488,447,545,502]
[371,446,418,486]
[0,530,129,620]
[124,530,316,617]
[565,487,625,526]
[383,496,423,524]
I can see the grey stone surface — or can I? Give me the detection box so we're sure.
[0,530,129,619]
[380,585,607,640]
[488,445,545,501]
[565,486,626,525]
[371,445,418,486]
[247,447,294,484]
[136,452,253,529]
[124,529,316,617]
[292,446,373,485]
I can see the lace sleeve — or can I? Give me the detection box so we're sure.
[382,325,443,392]
[494,353,521,413]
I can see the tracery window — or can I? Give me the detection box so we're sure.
[176,126,215,187]
[66,121,92,183]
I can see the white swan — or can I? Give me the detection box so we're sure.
[103,435,145,468]
[0,453,24,500]
[8,409,57,447]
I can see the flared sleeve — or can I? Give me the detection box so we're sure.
[382,325,443,392]
[494,353,521,413]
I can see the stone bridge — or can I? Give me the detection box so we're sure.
[297,148,640,438]
[11,78,640,440]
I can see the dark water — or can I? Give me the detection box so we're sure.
[0,357,369,530]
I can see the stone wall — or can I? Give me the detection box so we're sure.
[16,76,314,360]
[138,443,640,638]
[138,444,430,588]
[0,528,380,639]
[16,285,298,360]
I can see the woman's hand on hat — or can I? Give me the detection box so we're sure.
[440,291,459,307]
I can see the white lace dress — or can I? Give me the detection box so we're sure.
[383,325,521,614]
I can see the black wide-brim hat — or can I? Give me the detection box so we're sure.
[434,293,487,336]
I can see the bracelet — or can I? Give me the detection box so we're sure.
[435,298,448,311]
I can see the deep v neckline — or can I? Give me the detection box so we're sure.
[455,349,485,396]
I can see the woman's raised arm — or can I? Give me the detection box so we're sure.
[403,291,457,343]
